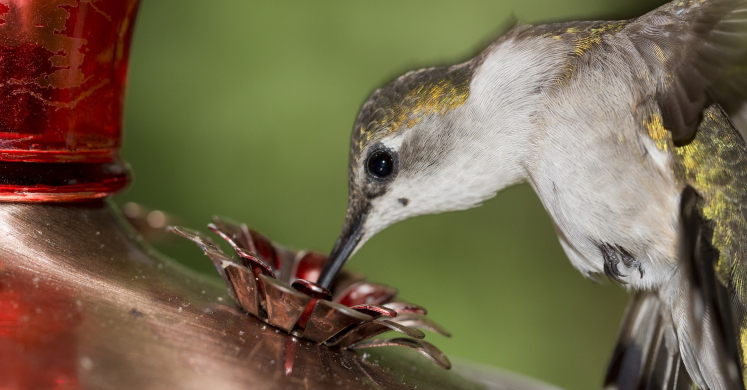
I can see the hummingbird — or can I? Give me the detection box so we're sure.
[316,0,747,389]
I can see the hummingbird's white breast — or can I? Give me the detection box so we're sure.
[514,30,681,289]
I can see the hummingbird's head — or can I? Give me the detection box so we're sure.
[317,29,553,287]
[315,63,477,287]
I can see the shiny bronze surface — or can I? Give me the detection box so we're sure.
[261,275,310,333]
[301,300,372,344]
[0,201,563,389]
[226,263,262,317]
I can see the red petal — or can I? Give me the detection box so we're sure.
[347,338,451,369]
[291,279,332,300]
[291,251,327,283]
[334,282,397,307]
[349,304,397,318]
[294,298,317,330]
[236,247,276,279]
[208,218,251,253]
[327,319,423,348]
[382,302,427,315]
[248,229,281,270]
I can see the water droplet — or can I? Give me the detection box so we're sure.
[80,356,94,370]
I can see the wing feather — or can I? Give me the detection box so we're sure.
[625,0,747,142]
[604,291,695,390]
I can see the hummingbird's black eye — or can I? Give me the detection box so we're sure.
[367,150,394,179]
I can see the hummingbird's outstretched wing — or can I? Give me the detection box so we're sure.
[606,185,744,390]
[625,0,747,143]
[671,186,742,389]
[662,105,747,389]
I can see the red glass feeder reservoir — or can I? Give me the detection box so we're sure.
[0,0,140,201]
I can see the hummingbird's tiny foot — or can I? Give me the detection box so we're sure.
[603,261,623,284]
[630,261,644,278]
[601,243,627,284]
[604,260,628,284]
[616,245,644,278]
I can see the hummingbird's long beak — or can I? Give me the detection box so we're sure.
[317,211,367,289]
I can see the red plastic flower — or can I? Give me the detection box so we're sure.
[168,217,451,369]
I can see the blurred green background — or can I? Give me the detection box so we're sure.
[117,1,667,389]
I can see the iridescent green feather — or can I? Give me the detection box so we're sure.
[671,104,747,382]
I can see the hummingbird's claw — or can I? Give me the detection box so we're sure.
[601,243,645,283]
[616,245,644,278]
[601,243,628,284]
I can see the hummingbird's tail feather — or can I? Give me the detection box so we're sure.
[604,291,695,390]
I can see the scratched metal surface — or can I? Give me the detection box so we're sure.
[0,201,561,390]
